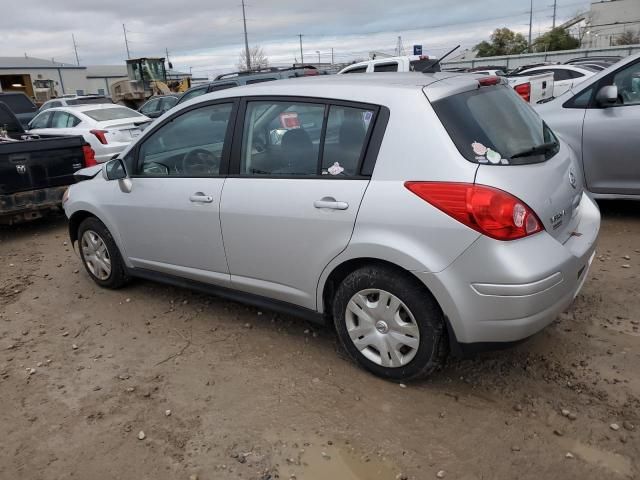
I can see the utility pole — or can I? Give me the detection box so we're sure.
[241,0,251,70]
[72,33,80,66]
[165,47,172,69]
[122,24,131,59]
[528,0,534,52]
[395,36,405,56]
[552,0,557,28]
[331,48,334,65]
[298,34,304,65]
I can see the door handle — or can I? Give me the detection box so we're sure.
[314,199,349,210]
[189,192,213,203]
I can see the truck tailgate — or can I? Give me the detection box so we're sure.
[508,72,554,104]
[0,136,87,195]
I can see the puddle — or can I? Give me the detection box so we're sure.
[559,439,634,478]
[267,434,399,480]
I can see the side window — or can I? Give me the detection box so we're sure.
[140,99,160,114]
[240,101,325,176]
[567,70,584,79]
[138,103,233,177]
[551,69,572,81]
[245,78,277,84]
[343,66,367,74]
[209,82,237,92]
[565,86,595,109]
[160,96,178,110]
[51,111,79,128]
[49,101,62,108]
[177,87,207,104]
[29,111,52,129]
[322,105,375,176]
[611,61,640,106]
[97,89,105,95]
[373,63,398,72]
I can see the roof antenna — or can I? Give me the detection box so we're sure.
[422,45,460,73]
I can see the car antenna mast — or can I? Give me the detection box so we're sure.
[422,45,460,73]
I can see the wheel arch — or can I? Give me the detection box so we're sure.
[320,257,442,319]
[68,209,98,245]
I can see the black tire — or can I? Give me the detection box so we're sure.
[332,265,448,381]
[77,217,129,289]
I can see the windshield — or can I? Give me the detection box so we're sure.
[432,85,559,165]
[83,107,143,122]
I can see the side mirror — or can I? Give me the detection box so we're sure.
[595,85,618,107]
[104,158,133,193]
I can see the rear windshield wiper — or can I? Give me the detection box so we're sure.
[510,141,558,159]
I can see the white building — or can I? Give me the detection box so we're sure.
[583,0,640,48]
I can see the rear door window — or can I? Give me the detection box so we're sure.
[51,111,80,128]
[432,86,559,165]
[342,66,367,74]
[322,106,375,176]
[240,101,325,175]
[373,63,398,72]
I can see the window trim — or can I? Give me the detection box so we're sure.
[228,95,386,180]
[130,98,240,178]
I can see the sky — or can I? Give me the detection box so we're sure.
[0,0,590,78]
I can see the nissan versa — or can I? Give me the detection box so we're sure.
[63,73,600,380]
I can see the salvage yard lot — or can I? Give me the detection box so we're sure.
[0,201,638,480]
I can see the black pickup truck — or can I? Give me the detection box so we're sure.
[0,102,97,225]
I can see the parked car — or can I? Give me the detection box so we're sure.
[0,92,38,127]
[176,66,325,106]
[512,64,597,97]
[505,71,555,104]
[0,102,96,224]
[64,73,599,380]
[38,95,114,113]
[536,52,640,199]
[337,55,440,74]
[27,104,151,163]
[564,56,621,66]
[138,94,181,118]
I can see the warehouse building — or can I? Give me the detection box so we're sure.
[583,0,640,48]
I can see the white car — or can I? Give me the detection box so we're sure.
[38,95,113,113]
[515,65,597,97]
[338,55,439,74]
[28,105,151,163]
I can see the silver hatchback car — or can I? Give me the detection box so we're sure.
[63,73,600,380]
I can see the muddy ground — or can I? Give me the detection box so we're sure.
[0,201,638,480]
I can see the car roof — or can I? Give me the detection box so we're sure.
[41,104,134,114]
[175,72,480,110]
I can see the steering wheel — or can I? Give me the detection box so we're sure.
[182,148,219,175]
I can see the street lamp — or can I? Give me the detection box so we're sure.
[316,50,321,65]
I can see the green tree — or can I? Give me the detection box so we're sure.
[615,30,640,46]
[533,27,580,52]
[473,28,529,57]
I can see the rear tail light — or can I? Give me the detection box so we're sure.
[90,129,109,144]
[478,76,501,86]
[303,69,319,76]
[404,182,543,241]
[279,112,300,129]
[82,145,97,167]
[514,82,531,102]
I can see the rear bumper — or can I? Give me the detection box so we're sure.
[0,185,68,224]
[415,192,600,345]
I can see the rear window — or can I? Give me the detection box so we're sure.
[410,59,440,72]
[83,107,142,121]
[67,97,114,105]
[0,93,36,113]
[432,86,559,165]
[343,66,367,74]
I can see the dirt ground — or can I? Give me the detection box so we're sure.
[0,201,638,480]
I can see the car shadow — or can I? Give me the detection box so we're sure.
[0,212,67,241]
[597,199,640,220]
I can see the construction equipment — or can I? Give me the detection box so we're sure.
[110,57,191,108]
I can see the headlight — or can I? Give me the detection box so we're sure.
[62,188,70,205]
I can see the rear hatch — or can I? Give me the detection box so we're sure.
[83,106,149,143]
[0,136,87,195]
[426,78,583,243]
[99,121,145,143]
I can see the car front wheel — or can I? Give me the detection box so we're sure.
[77,217,129,289]
[333,265,447,380]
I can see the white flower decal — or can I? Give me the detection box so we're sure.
[328,162,344,175]
[486,148,501,164]
[472,142,488,156]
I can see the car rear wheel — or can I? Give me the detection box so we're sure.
[333,265,447,380]
[78,217,128,289]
